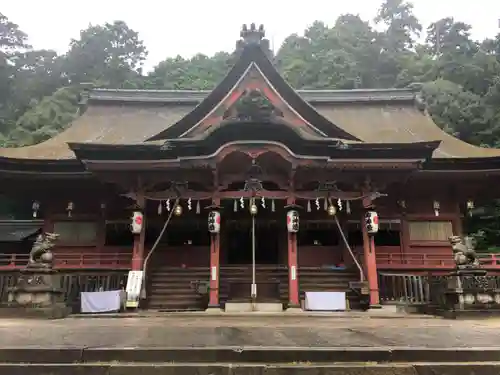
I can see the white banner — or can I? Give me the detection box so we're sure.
[81,290,122,313]
[125,270,143,308]
[305,292,346,311]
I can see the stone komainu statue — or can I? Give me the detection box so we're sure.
[27,232,59,269]
[449,235,480,268]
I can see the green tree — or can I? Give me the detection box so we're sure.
[147,52,231,90]
[0,12,30,136]
[7,86,80,146]
[375,0,422,52]
[63,21,148,87]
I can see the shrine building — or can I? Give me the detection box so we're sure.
[1,24,500,311]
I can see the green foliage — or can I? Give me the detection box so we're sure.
[64,21,147,87]
[6,86,80,146]
[146,52,232,90]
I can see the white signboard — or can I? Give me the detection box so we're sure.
[125,270,143,308]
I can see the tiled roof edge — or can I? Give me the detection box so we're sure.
[87,88,416,104]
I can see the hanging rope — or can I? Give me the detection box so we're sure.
[140,197,180,300]
[328,198,366,281]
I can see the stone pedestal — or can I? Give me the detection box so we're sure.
[7,268,70,319]
[436,268,500,318]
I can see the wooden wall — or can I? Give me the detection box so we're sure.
[24,185,462,270]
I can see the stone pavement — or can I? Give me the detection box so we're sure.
[1,314,500,348]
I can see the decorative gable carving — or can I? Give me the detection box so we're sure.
[222,89,284,122]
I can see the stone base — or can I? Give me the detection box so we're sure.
[6,268,69,319]
[285,307,303,313]
[0,304,70,319]
[224,302,284,313]
[205,307,223,314]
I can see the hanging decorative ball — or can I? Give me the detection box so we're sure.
[327,205,337,216]
[250,203,258,215]
[174,204,183,216]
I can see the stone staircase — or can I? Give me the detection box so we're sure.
[219,265,289,306]
[146,266,210,311]
[145,264,362,311]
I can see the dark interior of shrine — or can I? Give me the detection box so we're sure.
[223,223,281,265]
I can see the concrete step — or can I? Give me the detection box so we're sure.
[2,362,500,375]
[1,346,500,364]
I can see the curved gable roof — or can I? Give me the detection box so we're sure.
[146,42,360,142]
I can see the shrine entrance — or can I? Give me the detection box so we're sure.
[224,222,281,265]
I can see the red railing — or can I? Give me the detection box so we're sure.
[0,252,131,270]
[377,252,500,269]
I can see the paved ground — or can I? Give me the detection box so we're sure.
[1,314,500,348]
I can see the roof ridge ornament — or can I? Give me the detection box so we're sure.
[236,23,271,56]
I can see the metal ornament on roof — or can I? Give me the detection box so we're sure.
[243,159,264,193]
[232,159,266,212]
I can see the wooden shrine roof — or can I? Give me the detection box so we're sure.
[0,23,499,165]
[0,93,498,161]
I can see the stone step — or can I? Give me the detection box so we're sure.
[2,362,500,375]
[146,266,361,311]
[1,347,500,364]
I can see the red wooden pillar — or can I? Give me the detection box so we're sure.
[208,198,221,308]
[286,197,300,308]
[287,232,300,307]
[131,193,146,271]
[361,213,380,307]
